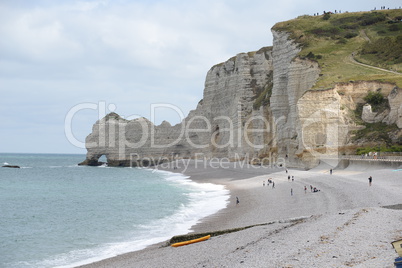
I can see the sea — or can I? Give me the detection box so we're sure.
[0,153,230,268]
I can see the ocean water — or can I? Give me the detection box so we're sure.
[0,154,229,268]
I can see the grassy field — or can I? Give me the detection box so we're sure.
[272,9,402,89]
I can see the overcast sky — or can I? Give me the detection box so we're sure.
[1,0,400,154]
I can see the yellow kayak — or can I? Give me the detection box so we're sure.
[171,235,211,247]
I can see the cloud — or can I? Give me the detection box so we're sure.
[0,8,82,62]
[1,0,400,153]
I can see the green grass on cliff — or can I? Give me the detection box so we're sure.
[272,9,402,89]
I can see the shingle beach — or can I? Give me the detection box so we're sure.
[78,160,402,268]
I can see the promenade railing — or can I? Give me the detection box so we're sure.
[319,154,402,162]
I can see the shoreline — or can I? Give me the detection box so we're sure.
[77,161,402,268]
[66,166,232,268]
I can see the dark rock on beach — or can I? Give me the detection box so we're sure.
[78,159,105,166]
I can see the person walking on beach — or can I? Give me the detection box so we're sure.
[272,181,275,188]
[236,196,240,205]
[304,186,307,194]
[330,169,333,175]
[291,188,293,196]
[368,176,372,186]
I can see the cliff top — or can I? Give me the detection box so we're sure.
[211,46,272,69]
[272,9,402,89]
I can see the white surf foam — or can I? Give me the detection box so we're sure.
[37,169,229,268]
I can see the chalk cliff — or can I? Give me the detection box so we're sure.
[80,47,276,166]
[80,30,402,168]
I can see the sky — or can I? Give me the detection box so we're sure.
[1,0,400,154]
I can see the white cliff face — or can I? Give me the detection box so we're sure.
[295,81,401,167]
[297,89,349,167]
[270,30,321,166]
[81,30,402,168]
[385,87,402,128]
[334,81,400,126]
[362,104,388,123]
[199,48,274,160]
[82,48,275,166]
[268,30,401,168]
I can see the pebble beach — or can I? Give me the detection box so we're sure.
[78,160,402,268]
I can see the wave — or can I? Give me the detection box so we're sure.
[97,163,109,168]
[30,169,230,268]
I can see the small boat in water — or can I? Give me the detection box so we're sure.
[2,165,20,168]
